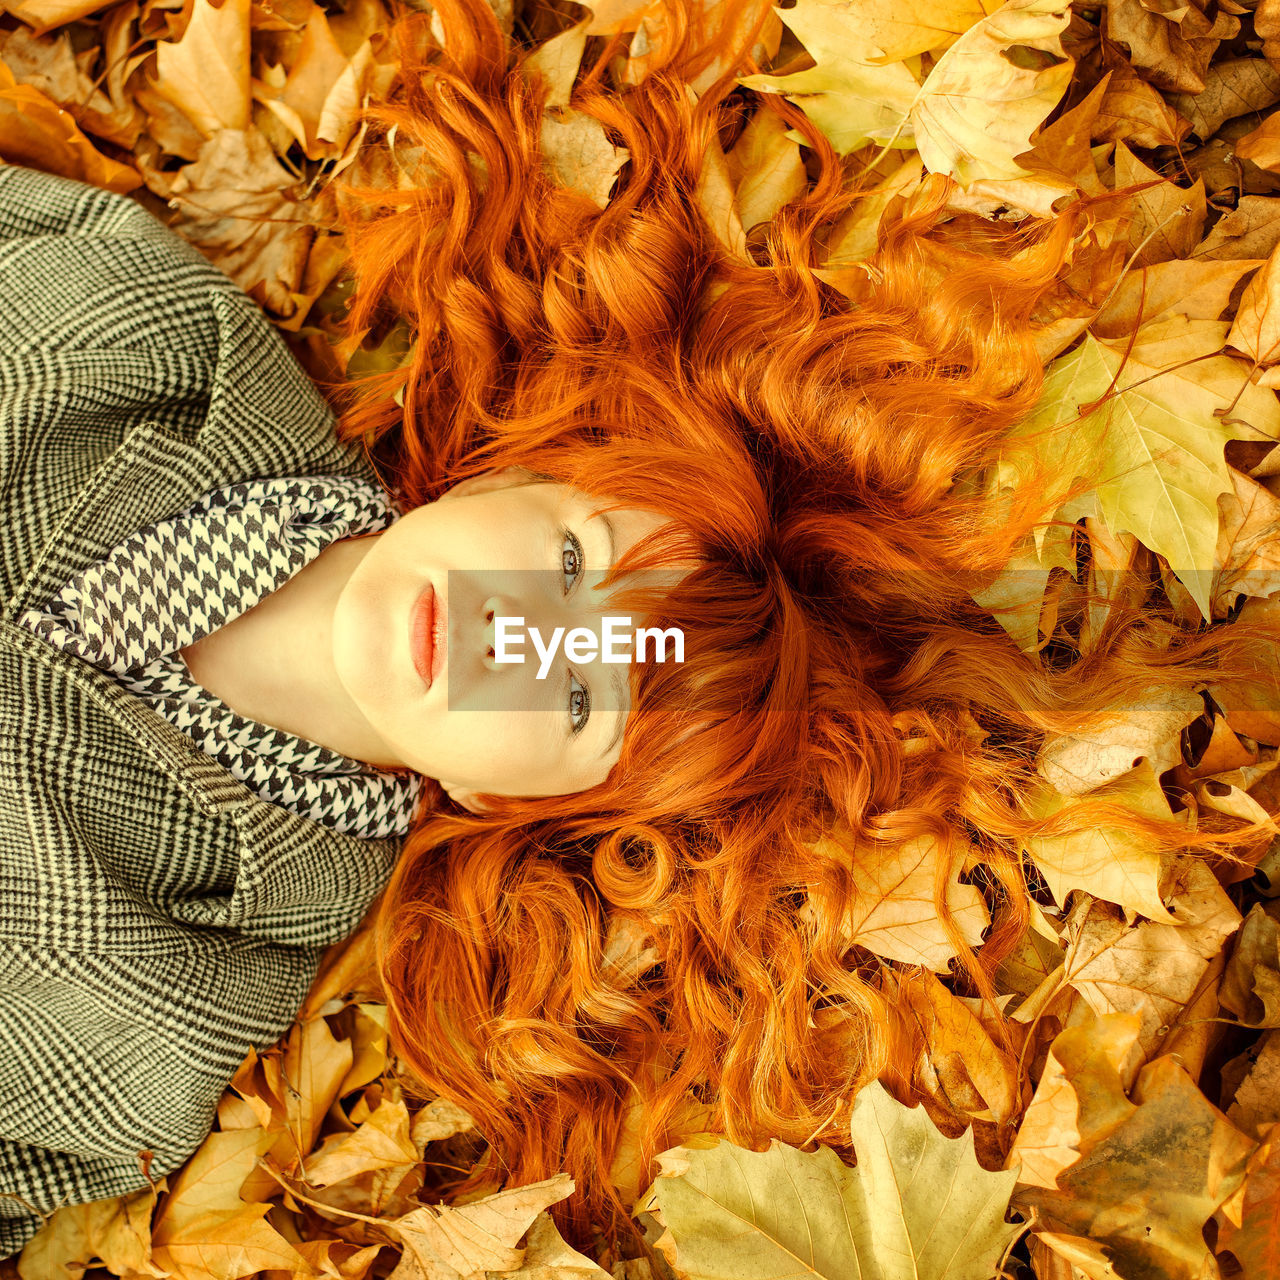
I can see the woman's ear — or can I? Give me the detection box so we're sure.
[437,465,544,503]
[437,778,492,813]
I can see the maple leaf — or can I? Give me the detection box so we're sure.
[540,108,631,210]
[1003,327,1265,620]
[804,829,989,971]
[385,1174,576,1279]
[737,0,921,156]
[1216,1126,1280,1280]
[151,0,252,136]
[1058,856,1243,1065]
[638,1079,1021,1280]
[0,63,140,192]
[1022,760,1183,922]
[1019,1038,1256,1280]
[910,0,1074,185]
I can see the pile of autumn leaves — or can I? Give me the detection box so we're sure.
[4,0,1280,1276]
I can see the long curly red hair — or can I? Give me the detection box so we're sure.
[327,0,1277,1247]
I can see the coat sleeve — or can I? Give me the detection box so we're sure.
[0,939,321,1258]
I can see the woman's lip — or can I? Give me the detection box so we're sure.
[411,585,436,687]
[431,585,447,684]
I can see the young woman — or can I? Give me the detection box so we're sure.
[0,160,684,1257]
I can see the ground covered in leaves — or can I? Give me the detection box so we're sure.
[3,0,1280,1277]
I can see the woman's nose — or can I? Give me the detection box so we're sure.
[481,588,582,670]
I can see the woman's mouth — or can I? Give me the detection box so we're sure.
[411,584,446,687]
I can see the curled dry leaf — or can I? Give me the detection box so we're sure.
[1221,901,1280,1028]
[0,63,140,192]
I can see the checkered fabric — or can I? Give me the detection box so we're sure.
[0,164,416,1257]
[17,475,424,839]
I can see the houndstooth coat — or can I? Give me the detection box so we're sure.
[0,164,405,1257]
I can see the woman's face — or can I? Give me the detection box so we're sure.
[331,470,675,810]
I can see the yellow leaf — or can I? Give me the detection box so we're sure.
[641,1081,1021,1280]
[1061,857,1243,1060]
[911,0,1074,185]
[0,72,140,192]
[539,107,629,209]
[387,1174,575,1278]
[806,830,989,971]
[725,108,807,235]
[152,0,252,136]
[302,1095,419,1188]
[1228,244,1280,368]
[251,5,374,160]
[1037,685,1203,796]
[1006,328,1264,619]
[1113,141,1205,267]
[1018,1048,1255,1280]
[738,0,921,156]
[1023,760,1180,923]
[1008,1010,1144,1190]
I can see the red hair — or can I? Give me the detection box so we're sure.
[327,0,1279,1247]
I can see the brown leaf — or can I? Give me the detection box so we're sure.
[1007,1010,1145,1191]
[1215,1127,1280,1280]
[1167,57,1280,143]
[1197,195,1280,262]
[891,966,1021,1127]
[1019,1048,1256,1280]
[409,1097,476,1154]
[0,65,141,192]
[1214,467,1280,611]
[1,0,121,34]
[1091,256,1261,338]
[1228,242,1280,372]
[250,4,376,160]
[1226,1030,1280,1140]
[14,1187,164,1280]
[386,1174,575,1279]
[1221,901,1280,1028]
[725,107,806,236]
[303,1095,419,1189]
[1113,141,1205,267]
[151,0,252,135]
[1059,857,1242,1062]
[1104,0,1237,95]
[540,107,630,211]
[1036,684,1203,796]
[0,24,141,149]
[1023,762,1183,923]
[166,127,318,320]
[151,1128,315,1280]
[1092,59,1191,150]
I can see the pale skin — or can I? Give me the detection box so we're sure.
[179,468,676,812]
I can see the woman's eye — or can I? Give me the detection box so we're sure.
[561,529,584,594]
[568,670,590,734]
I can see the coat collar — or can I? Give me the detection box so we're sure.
[0,413,405,902]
